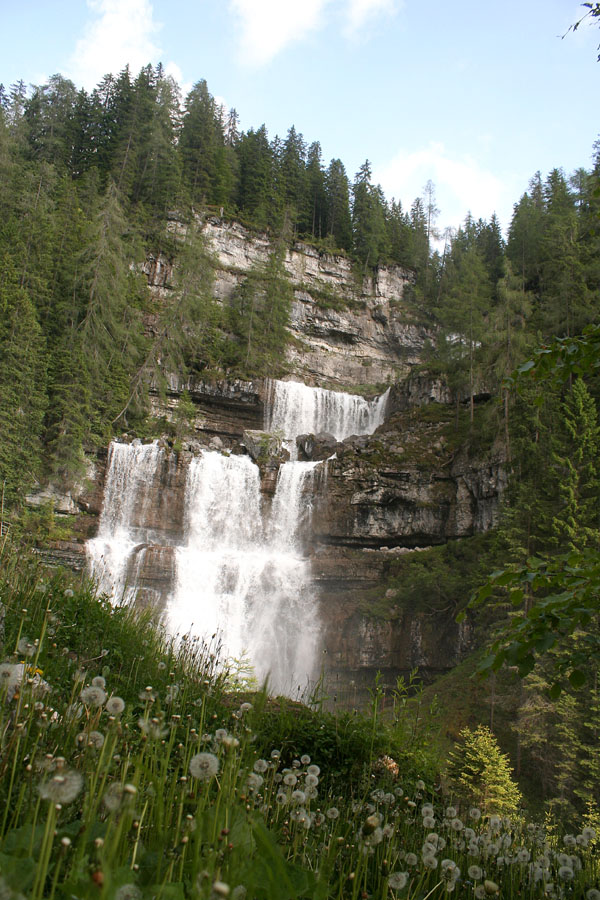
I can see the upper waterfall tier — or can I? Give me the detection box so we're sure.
[265,379,389,443]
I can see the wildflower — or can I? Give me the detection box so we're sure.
[17,637,36,657]
[80,685,107,707]
[388,872,408,890]
[211,883,230,898]
[138,717,167,740]
[221,734,239,749]
[469,807,482,821]
[253,759,268,774]
[138,686,156,703]
[92,676,106,689]
[87,731,104,750]
[270,749,281,760]
[450,818,464,832]
[558,866,574,882]
[422,854,438,869]
[106,696,125,715]
[283,773,298,787]
[231,888,246,900]
[275,791,288,805]
[516,848,530,864]
[300,754,311,765]
[304,773,319,788]
[582,827,597,841]
[326,807,339,820]
[563,834,577,848]
[114,886,142,900]
[421,803,434,817]
[39,769,83,804]
[189,753,220,781]
[305,785,318,800]
[586,891,600,900]
[416,779,425,790]
[291,790,306,804]
[364,827,383,846]
[104,784,128,812]
[475,887,486,899]
[383,823,395,839]
[307,764,320,776]
[468,865,483,881]
[445,806,457,819]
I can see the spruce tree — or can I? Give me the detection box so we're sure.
[446,724,522,816]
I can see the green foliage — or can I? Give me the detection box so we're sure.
[446,724,522,816]
[226,241,293,378]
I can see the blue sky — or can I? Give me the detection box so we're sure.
[3,0,599,236]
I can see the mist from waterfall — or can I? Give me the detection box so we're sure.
[88,380,389,696]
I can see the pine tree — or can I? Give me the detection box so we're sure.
[446,725,522,816]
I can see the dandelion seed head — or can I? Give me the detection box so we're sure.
[253,759,268,774]
[326,807,339,820]
[388,872,408,890]
[106,696,125,715]
[283,773,297,787]
[405,852,418,866]
[468,864,483,880]
[558,866,574,882]
[586,891,600,900]
[39,769,83,804]
[114,886,142,900]
[80,685,107,707]
[91,676,106,689]
[305,773,319,787]
[300,754,311,765]
[307,764,320,776]
[582,827,597,841]
[189,752,219,781]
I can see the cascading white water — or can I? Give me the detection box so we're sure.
[266,379,389,451]
[169,454,320,694]
[88,380,389,696]
[87,440,163,601]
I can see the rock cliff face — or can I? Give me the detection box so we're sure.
[33,220,505,699]
[147,217,430,388]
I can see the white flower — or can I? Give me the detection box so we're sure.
[445,806,457,819]
[468,865,483,881]
[80,685,107,707]
[307,764,320,776]
[421,804,434,818]
[246,773,263,791]
[283,773,297,787]
[115,886,142,900]
[300,754,311,765]
[106,696,125,715]
[558,866,574,882]
[388,872,408,890]
[469,807,482,820]
[92,676,106,689]
[291,790,306,804]
[326,807,339,819]
[253,759,268,774]
[189,753,219,781]
[39,769,83,804]
[304,773,319,787]
[405,853,418,866]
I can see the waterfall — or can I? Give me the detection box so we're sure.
[88,380,389,696]
[87,440,164,601]
[266,379,389,449]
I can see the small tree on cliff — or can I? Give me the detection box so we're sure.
[446,724,522,816]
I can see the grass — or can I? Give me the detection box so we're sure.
[0,539,599,899]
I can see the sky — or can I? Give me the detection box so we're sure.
[3,0,599,237]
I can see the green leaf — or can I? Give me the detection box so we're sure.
[549,682,562,700]
[568,669,586,689]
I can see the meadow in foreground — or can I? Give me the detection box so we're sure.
[0,541,598,899]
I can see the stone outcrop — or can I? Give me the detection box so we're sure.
[145,218,431,389]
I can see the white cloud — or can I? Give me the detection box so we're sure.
[229,0,401,66]
[230,0,331,67]
[344,0,398,35]
[66,0,163,90]
[375,141,515,235]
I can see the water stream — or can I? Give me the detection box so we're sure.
[87,380,388,694]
